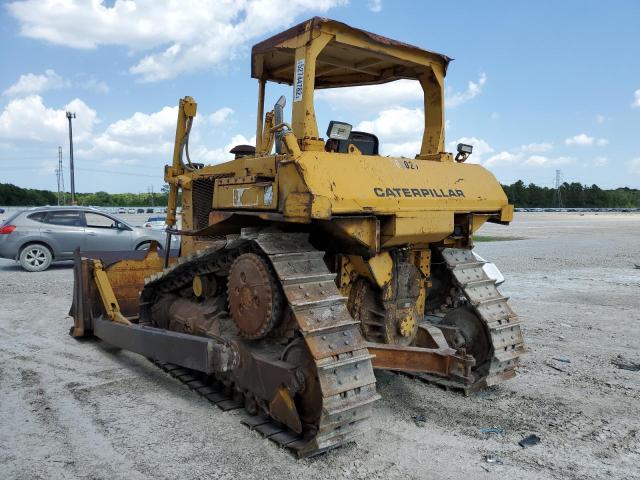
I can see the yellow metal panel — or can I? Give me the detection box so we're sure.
[367,252,393,287]
[419,67,445,156]
[291,32,333,140]
[330,216,379,253]
[344,253,392,289]
[471,214,492,233]
[500,204,514,222]
[294,151,509,215]
[283,192,331,219]
[381,212,453,247]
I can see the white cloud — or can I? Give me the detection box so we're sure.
[316,80,422,111]
[317,73,487,112]
[628,158,640,175]
[483,149,574,168]
[447,137,493,164]
[0,93,253,165]
[8,0,346,82]
[565,133,593,146]
[356,107,423,157]
[592,156,608,167]
[357,107,423,143]
[3,69,67,96]
[524,155,575,167]
[3,70,109,96]
[193,134,257,163]
[446,73,486,108]
[519,142,553,153]
[0,95,96,143]
[381,141,421,158]
[102,158,141,166]
[209,107,234,125]
[632,89,640,108]
[79,103,254,166]
[565,133,608,147]
[78,77,110,94]
[85,106,179,157]
[484,151,520,167]
[596,114,606,124]
[367,0,383,12]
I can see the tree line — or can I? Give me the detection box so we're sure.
[502,181,640,208]
[0,183,169,207]
[1,181,639,208]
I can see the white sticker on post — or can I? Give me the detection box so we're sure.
[293,59,305,102]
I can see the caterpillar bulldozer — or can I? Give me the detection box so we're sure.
[70,17,525,457]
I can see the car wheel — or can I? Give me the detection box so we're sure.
[136,242,162,251]
[19,244,53,272]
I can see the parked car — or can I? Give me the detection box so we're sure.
[136,208,145,214]
[143,216,167,230]
[0,206,179,271]
[0,208,5,214]
[116,207,126,214]
[146,208,154,214]
[127,208,136,214]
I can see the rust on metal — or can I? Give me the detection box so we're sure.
[366,342,474,382]
[227,252,284,339]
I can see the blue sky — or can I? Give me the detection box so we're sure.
[0,0,639,193]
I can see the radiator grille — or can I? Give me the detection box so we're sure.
[192,178,215,231]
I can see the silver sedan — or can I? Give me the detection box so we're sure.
[0,206,177,271]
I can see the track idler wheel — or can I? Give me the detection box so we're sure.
[227,253,284,339]
[281,339,322,437]
[442,306,492,374]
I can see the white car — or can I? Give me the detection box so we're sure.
[127,208,136,214]
[143,216,167,230]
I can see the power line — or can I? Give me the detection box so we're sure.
[75,167,159,178]
[2,165,159,178]
[0,156,60,162]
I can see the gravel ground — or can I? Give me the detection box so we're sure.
[1,212,639,480]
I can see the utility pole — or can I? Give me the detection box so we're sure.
[554,169,563,208]
[149,185,155,207]
[55,146,63,205]
[66,111,76,205]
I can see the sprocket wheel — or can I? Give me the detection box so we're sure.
[227,252,284,339]
[347,278,417,346]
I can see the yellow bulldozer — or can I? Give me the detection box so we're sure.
[70,17,525,457]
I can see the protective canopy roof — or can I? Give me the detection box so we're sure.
[251,17,452,88]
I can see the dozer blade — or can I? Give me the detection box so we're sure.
[69,247,237,373]
[69,246,171,337]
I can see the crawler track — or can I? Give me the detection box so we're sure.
[140,231,380,457]
[440,248,525,387]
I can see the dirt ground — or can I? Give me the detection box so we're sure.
[1,212,639,480]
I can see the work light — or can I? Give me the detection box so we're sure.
[327,121,352,140]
